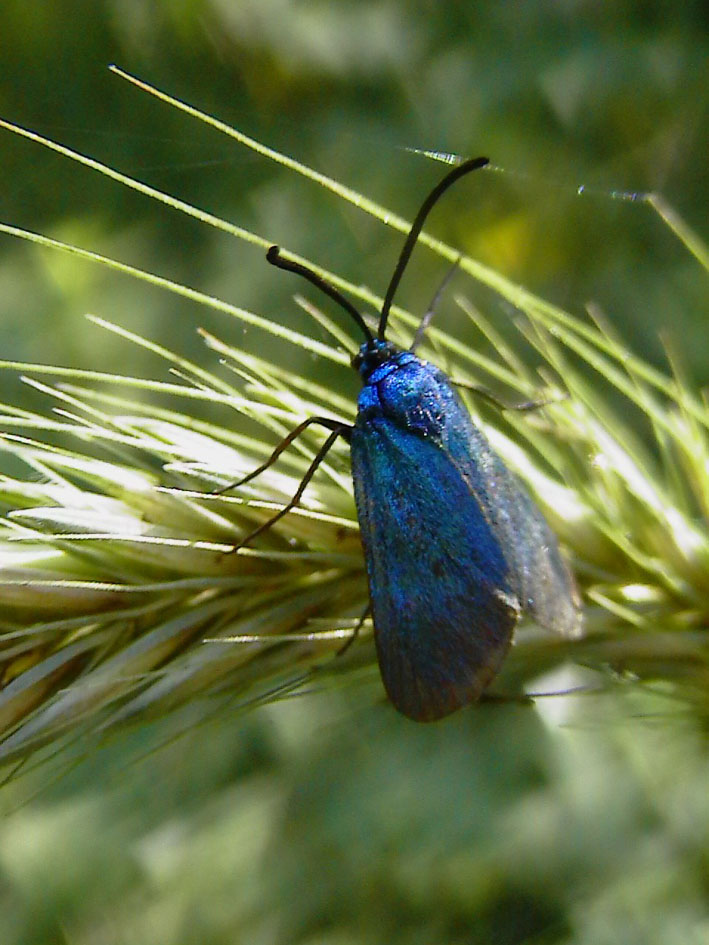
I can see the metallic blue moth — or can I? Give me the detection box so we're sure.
[232,156,581,722]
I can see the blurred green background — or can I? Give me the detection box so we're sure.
[0,2,707,943]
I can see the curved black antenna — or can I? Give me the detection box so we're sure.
[378,155,489,340]
[266,245,374,344]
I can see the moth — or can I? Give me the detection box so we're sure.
[227,157,580,721]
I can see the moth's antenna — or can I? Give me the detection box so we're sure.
[266,246,374,344]
[378,155,489,340]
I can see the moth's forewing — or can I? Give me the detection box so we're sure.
[351,353,579,721]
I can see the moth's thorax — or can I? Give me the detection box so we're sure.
[354,341,453,435]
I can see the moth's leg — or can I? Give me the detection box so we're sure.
[479,691,534,706]
[213,416,346,495]
[337,602,371,657]
[226,424,350,551]
[410,255,462,352]
[453,381,567,413]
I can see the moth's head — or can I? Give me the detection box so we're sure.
[352,339,399,381]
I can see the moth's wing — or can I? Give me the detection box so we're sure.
[492,465,581,635]
[351,421,521,722]
[444,418,581,638]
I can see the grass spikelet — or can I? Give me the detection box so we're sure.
[0,73,707,771]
